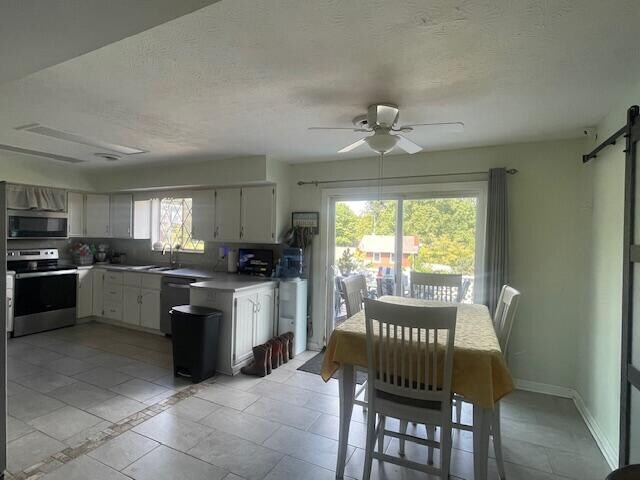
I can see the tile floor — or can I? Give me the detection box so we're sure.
[6,323,611,480]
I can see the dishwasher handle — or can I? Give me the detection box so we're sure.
[165,282,191,289]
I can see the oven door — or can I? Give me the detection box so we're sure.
[7,210,68,239]
[13,270,77,336]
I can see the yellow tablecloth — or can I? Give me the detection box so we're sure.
[321,296,514,409]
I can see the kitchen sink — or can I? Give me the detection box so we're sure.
[146,266,177,272]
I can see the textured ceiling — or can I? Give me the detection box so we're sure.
[0,0,221,84]
[0,0,639,167]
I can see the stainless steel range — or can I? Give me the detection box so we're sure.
[7,249,77,337]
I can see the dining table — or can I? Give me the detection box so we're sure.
[321,295,515,480]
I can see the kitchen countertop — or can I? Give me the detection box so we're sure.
[76,264,218,278]
[190,275,275,293]
[73,263,275,288]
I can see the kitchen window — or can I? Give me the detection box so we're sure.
[151,197,204,253]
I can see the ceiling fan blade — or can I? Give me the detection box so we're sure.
[338,138,366,153]
[308,127,369,132]
[396,135,423,154]
[399,122,465,133]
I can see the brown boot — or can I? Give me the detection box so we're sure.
[240,345,269,377]
[266,338,281,370]
[278,335,289,364]
[264,342,273,375]
[285,331,295,359]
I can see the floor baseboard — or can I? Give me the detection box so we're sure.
[514,378,574,398]
[515,378,617,470]
[572,390,618,470]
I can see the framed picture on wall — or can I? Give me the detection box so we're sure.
[292,211,319,234]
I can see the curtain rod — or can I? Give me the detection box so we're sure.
[296,168,518,187]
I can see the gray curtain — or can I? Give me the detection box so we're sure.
[484,168,509,315]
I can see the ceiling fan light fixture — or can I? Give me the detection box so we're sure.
[365,132,399,154]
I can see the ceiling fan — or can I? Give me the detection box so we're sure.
[309,103,464,155]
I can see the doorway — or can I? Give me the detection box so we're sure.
[325,182,487,339]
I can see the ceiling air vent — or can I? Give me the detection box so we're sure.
[94,153,121,161]
[14,123,146,155]
[0,144,85,163]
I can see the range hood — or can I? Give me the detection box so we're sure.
[6,184,67,212]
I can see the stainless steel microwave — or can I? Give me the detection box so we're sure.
[7,209,69,239]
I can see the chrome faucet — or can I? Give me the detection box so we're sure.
[161,243,182,268]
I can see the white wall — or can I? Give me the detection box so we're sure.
[576,79,640,465]
[89,155,268,192]
[0,151,93,190]
[288,138,589,388]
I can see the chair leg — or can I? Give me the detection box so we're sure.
[377,415,386,454]
[493,404,506,480]
[363,380,368,414]
[426,424,436,466]
[440,422,452,480]
[363,406,376,480]
[398,420,408,456]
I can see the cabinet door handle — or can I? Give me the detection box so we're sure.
[240,226,244,239]
[214,226,219,238]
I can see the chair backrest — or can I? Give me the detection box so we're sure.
[493,285,520,356]
[364,298,457,404]
[341,274,367,317]
[410,272,463,302]
[376,276,395,297]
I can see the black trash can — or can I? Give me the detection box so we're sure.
[170,305,222,383]
[606,465,640,479]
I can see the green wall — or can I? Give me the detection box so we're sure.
[576,79,640,465]
[290,138,589,389]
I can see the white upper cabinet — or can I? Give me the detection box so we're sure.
[110,194,133,239]
[192,190,216,241]
[85,194,110,237]
[214,188,242,242]
[67,192,85,237]
[240,186,276,243]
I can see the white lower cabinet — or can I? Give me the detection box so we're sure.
[234,293,258,365]
[255,288,276,345]
[121,272,162,330]
[92,269,105,316]
[140,289,161,330]
[123,286,141,326]
[77,269,93,318]
[190,283,278,375]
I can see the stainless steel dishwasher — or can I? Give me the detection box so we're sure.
[160,276,196,335]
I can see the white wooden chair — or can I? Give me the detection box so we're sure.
[341,274,367,317]
[362,298,457,479]
[340,274,369,409]
[453,285,520,480]
[410,272,463,303]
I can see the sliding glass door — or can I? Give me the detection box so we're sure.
[327,183,486,336]
[402,197,479,301]
[332,200,398,327]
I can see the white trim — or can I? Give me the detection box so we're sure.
[515,378,617,470]
[514,378,574,398]
[306,340,324,352]
[573,390,617,470]
[321,181,488,345]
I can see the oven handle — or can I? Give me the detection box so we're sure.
[15,269,78,279]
